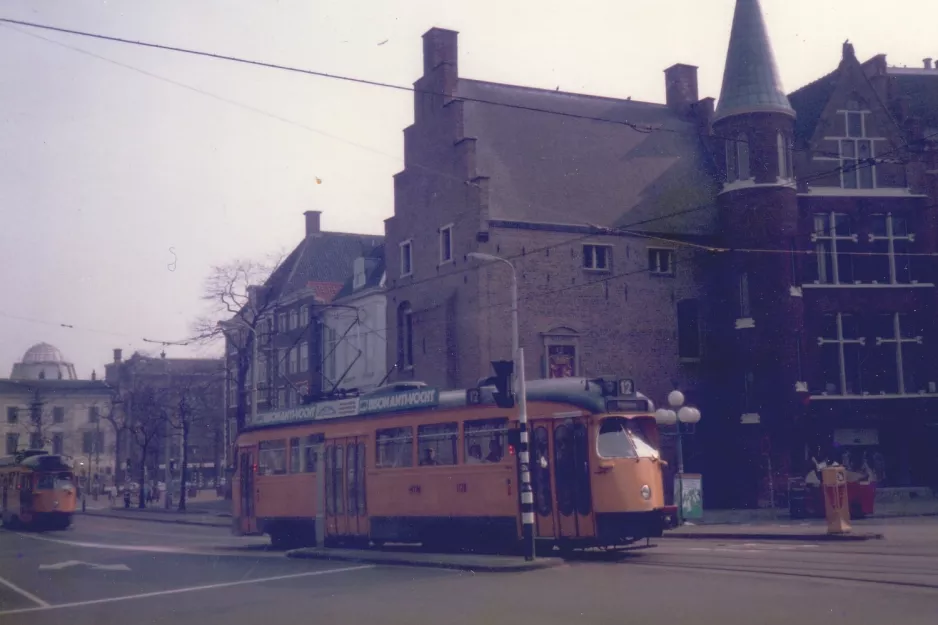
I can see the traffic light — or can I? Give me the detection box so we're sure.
[491,360,515,409]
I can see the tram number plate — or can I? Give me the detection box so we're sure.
[456,483,468,493]
[409,485,422,494]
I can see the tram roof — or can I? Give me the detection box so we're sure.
[243,376,652,432]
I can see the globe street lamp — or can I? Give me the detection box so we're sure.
[654,390,701,525]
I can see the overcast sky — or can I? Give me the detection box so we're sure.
[1,0,935,378]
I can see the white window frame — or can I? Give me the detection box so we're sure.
[299,342,308,372]
[811,212,857,285]
[648,248,675,276]
[817,313,866,395]
[277,388,286,409]
[875,313,924,395]
[288,347,297,374]
[838,104,876,189]
[278,349,286,376]
[278,313,287,333]
[868,213,915,284]
[439,224,453,264]
[300,305,309,328]
[582,244,612,272]
[400,239,413,277]
[289,310,298,330]
[323,325,338,382]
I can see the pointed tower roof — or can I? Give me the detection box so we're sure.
[714,0,794,123]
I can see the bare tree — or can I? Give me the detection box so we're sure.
[192,257,279,445]
[164,370,225,511]
[103,395,130,483]
[126,385,168,509]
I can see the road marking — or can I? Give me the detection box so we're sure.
[0,564,374,616]
[13,533,281,559]
[0,575,50,608]
[39,561,131,571]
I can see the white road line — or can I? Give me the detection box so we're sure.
[13,532,265,557]
[0,575,51,608]
[0,564,374,616]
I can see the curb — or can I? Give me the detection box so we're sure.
[286,548,563,573]
[80,510,230,528]
[663,531,884,542]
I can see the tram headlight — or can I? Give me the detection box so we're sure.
[640,485,651,500]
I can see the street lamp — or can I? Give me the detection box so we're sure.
[655,390,701,526]
[467,252,535,561]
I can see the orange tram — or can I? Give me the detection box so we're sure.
[233,377,667,551]
[1,451,77,530]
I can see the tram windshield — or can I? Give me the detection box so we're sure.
[36,472,75,491]
[597,417,660,459]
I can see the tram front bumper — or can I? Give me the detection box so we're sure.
[595,510,665,544]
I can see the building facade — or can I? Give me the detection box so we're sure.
[105,349,226,488]
[1,343,115,489]
[321,246,388,393]
[224,211,383,438]
[386,1,938,507]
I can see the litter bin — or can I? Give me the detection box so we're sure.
[821,466,851,534]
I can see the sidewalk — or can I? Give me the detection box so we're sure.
[693,498,938,526]
[665,522,885,542]
[287,547,562,573]
[80,493,233,528]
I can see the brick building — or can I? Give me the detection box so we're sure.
[385,0,938,507]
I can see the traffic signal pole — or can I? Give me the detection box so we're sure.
[516,347,535,561]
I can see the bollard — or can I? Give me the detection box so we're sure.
[821,466,851,534]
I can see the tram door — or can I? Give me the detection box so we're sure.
[324,437,369,539]
[530,419,595,539]
[238,446,258,534]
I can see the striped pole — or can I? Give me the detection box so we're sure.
[516,348,535,561]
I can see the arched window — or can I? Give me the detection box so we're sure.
[736,133,750,180]
[397,302,413,368]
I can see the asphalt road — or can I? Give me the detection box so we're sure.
[1,515,936,625]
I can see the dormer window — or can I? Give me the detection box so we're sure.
[725,134,750,183]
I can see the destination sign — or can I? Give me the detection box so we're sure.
[358,388,439,415]
[606,398,650,413]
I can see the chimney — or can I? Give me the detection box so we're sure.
[113,348,122,363]
[305,210,321,236]
[422,28,458,78]
[664,64,699,116]
[926,58,934,69]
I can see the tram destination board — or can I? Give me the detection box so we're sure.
[605,398,650,413]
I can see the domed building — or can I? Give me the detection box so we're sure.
[10,343,78,381]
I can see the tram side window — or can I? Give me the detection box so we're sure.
[303,435,320,473]
[258,440,287,475]
[417,423,458,466]
[289,438,301,474]
[464,417,509,464]
[376,427,413,468]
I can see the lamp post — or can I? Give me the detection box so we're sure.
[655,390,701,526]
[468,252,535,561]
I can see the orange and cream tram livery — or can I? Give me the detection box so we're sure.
[233,377,666,550]
[0,451,77,530]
